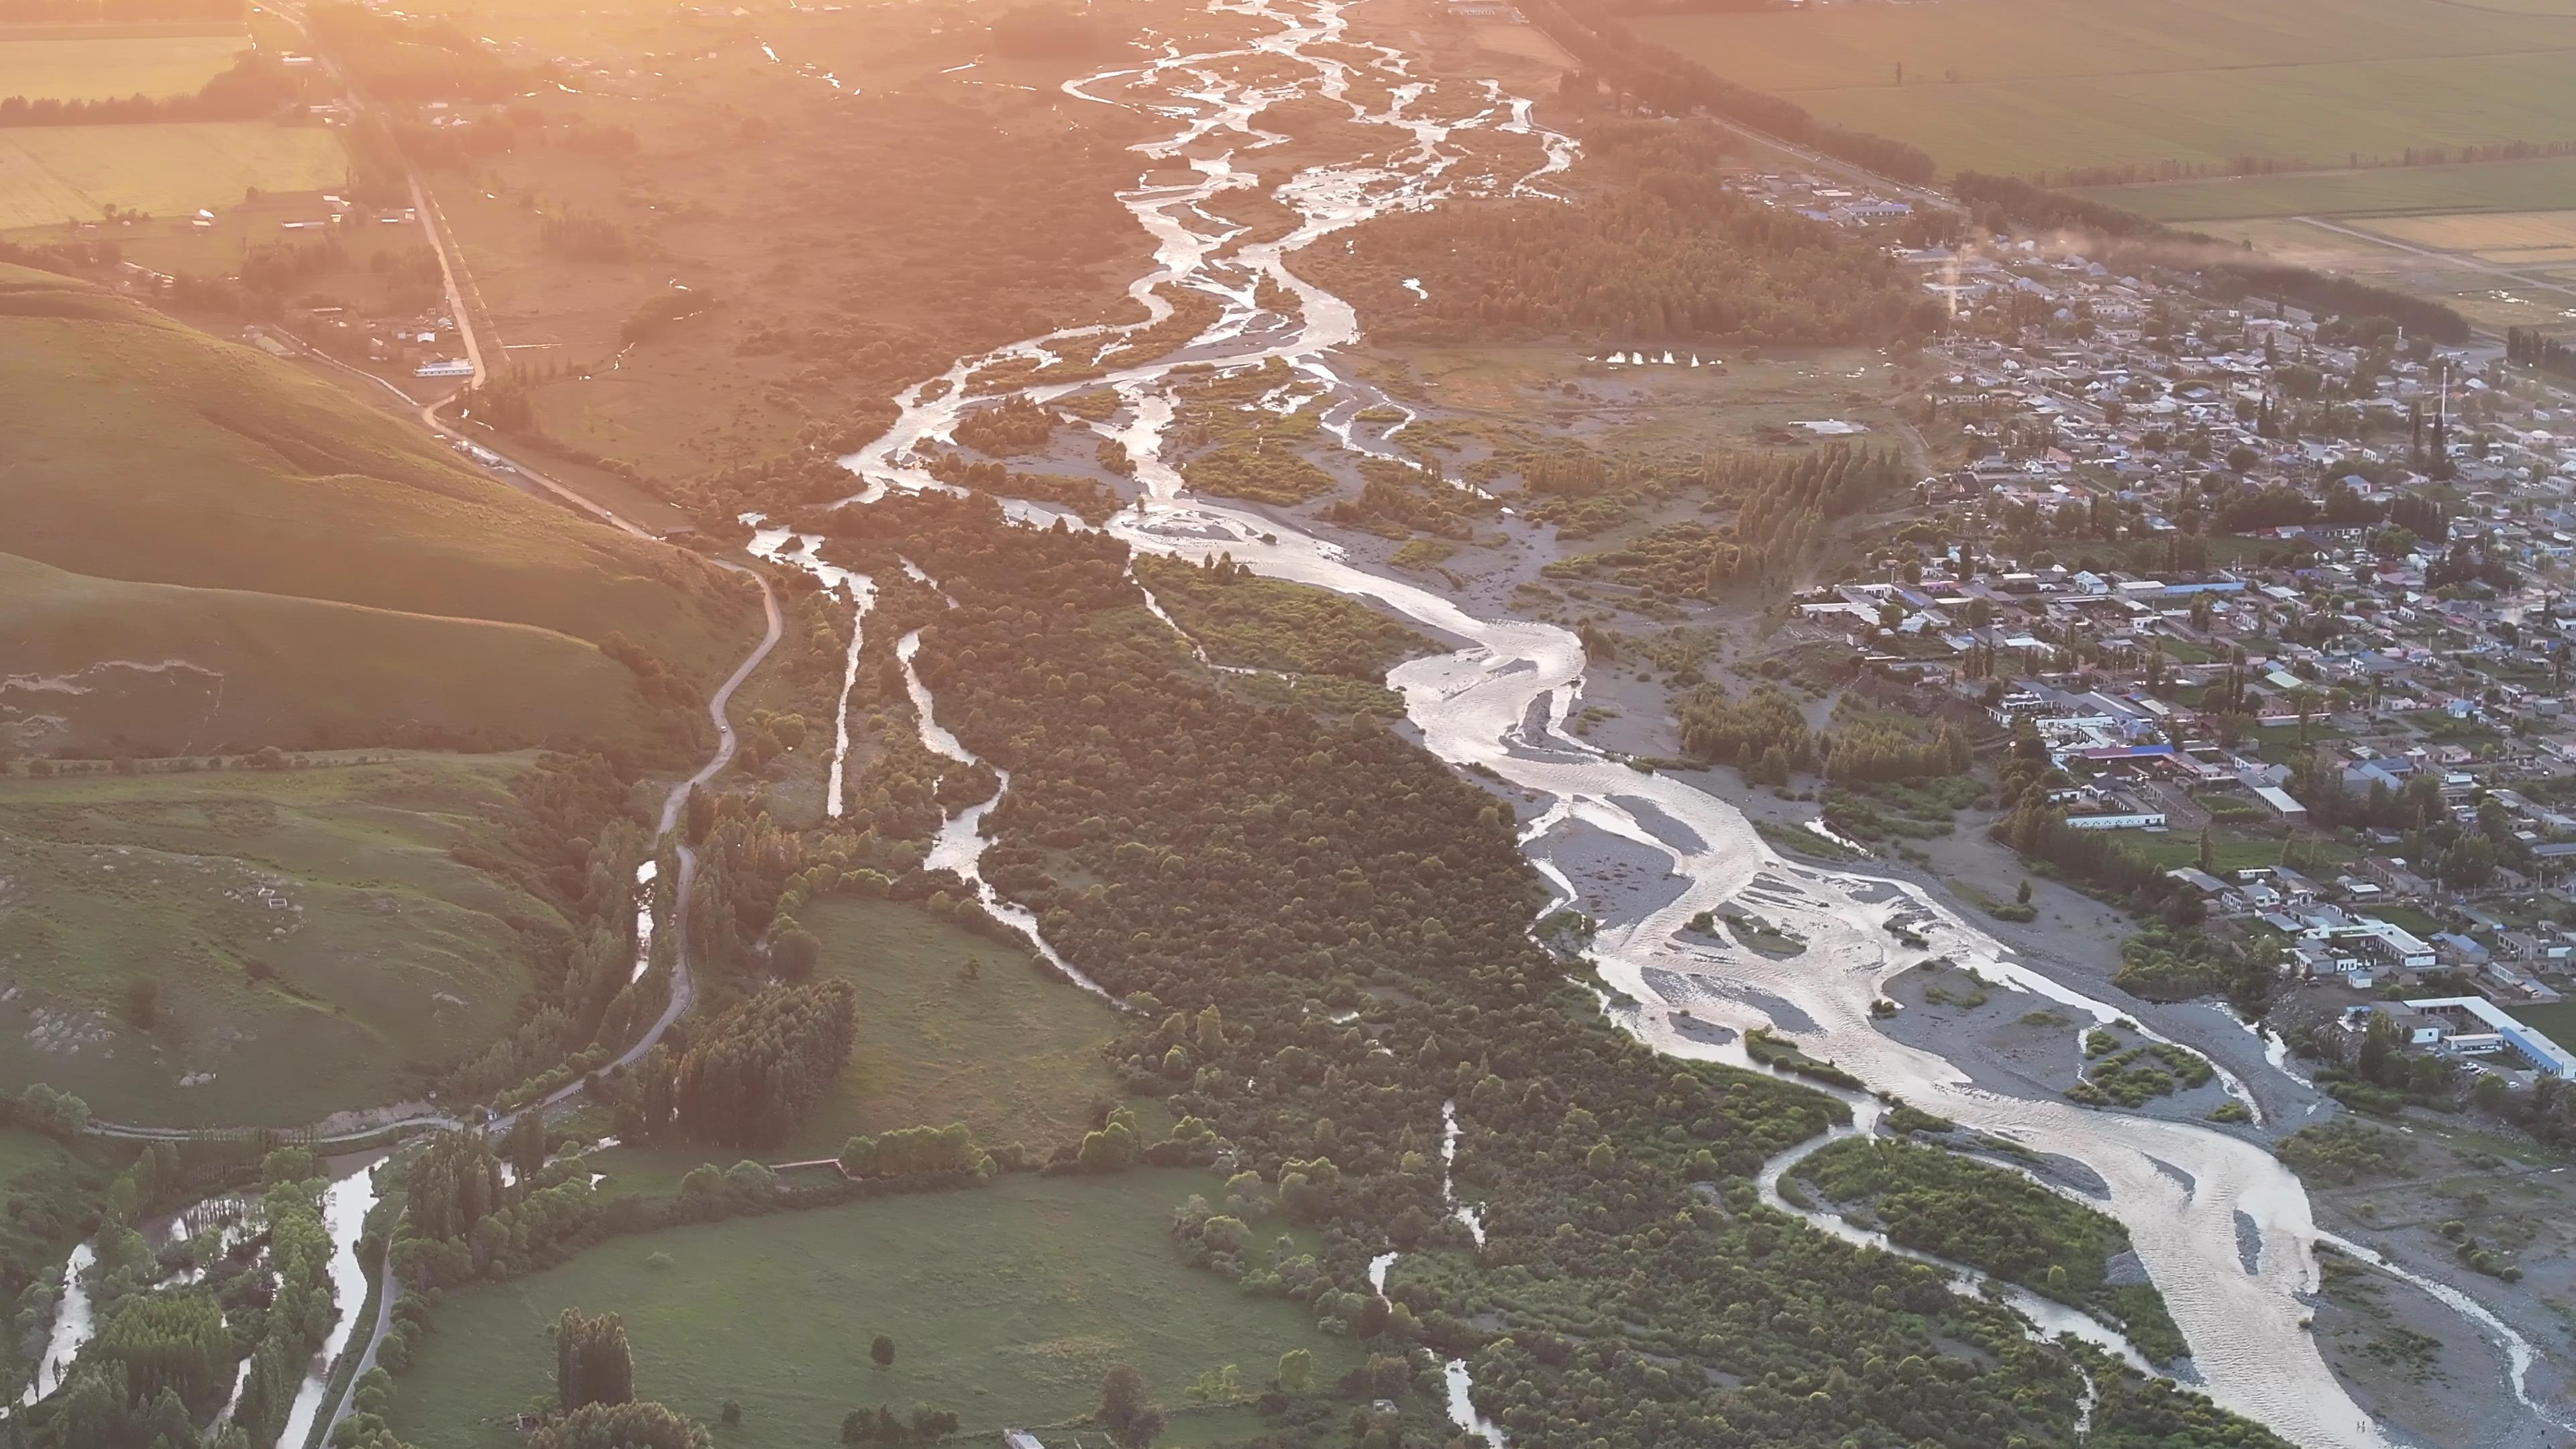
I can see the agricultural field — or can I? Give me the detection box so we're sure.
[1635,0,2576,180]
[0,30,248,103]
[2065,157,2576,223]
[384,1170,1361,1448]
[0,754,559,1127]
[0,119,345,228]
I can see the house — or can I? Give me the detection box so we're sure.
[2406,996,2576,1077]
[2251,785,2308,820]
[2363,857,2432,898]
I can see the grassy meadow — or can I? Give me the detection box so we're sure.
[0,31,248,103]
[384,1171,1360,1447]
[0,266,759,707]
[577,896,1128,1197]
[0,755,558,1126]
[1635,0,2576,180]
[0,121,344,228]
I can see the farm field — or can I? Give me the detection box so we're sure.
[0,31,248,103]
[0,754,559,1128]
[383,1170,1362,1448]
[0,119,344,228]
[2063,156,2576,223]
[2146,214,2576,337]
[1634,0,2576,180]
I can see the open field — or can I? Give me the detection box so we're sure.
[2504,1000,2576,1050]
[2065,156,2576,223]
[0,120,345,228]
[1635,0,2576,180]
[0,32,248,103]
[0,265,758,703]
[571,896,1129,1197]
[791,897,1126,1155]
[0,755,558,1126]
[384,1171,1360,1447]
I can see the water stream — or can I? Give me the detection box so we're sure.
[894,625,1114,1002]
[627,859,658,985]
[745,517,878,817]
[805,1,2543,1443]
[16,1242,94,1407]
[276,1155,385,1449]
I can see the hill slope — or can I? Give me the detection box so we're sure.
[0,264,752,754]
[0,551,659,754]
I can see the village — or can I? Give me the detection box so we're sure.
[1756,174,2576,1089]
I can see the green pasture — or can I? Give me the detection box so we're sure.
[384,1170,1361,1446]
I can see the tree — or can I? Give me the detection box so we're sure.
[557,1309,635,1413]
[509,1111,547,1185]
[1095,1365,1165,1449]
[772,922,822,981]
[1277,1348,1313,1395]
[529,1401,710,1449]
[123,978,160,1030]
[871,1335,896,1369]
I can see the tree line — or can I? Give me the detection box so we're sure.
[0,52,302,127]
[2507,325,2576,384]
[1312,119,1941,347]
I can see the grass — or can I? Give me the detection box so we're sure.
[0,120,345,228]
[1133,554,1434,682]
[1634,0,2576,180]
[2066,157,2576,222]
[0,754,560,1126]
[2504,1000,2576,1053]
[0,549,659,755]
[590,897,1127,1194]
[2367,904,2446,939]
[383,1171,1361,1447]
[0,1128,70,1187]
[0,32,247,103]
[0,266,757,708]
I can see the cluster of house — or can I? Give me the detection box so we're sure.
[1727,169,1919,228]
[2347,997,2576,1079]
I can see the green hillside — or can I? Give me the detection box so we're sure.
[0,550,658,755]
[0,264,752,753]
[0,755,560,1126]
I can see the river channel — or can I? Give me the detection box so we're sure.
[809,0,2560,1444]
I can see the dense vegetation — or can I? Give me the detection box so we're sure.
[749,493,2289,1446]
[1537,444,1913,586]
[0,53,303,127]
[1132,553,1432,682]
[1313,121,1940,345]
[1798,1137,2188,1364]
[667,980,860,1148]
